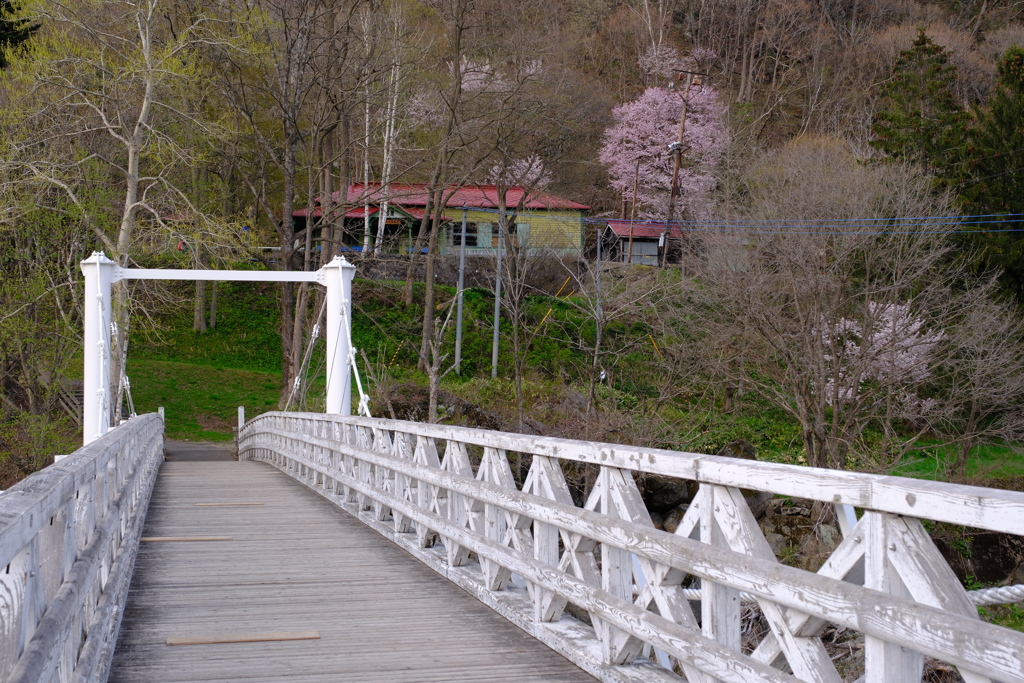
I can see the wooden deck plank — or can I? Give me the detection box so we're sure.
[109,460,596,683]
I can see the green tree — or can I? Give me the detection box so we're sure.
[0,1,35,68]
[958,46,1024,300]
[871,30,967,179]
[0,0,232,425]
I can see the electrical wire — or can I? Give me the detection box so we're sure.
[456,205,1024,234]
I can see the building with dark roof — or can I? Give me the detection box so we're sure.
[601,219,686,266]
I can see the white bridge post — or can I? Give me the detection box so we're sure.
[80,253,355,435]
[319,256,357,416]
[81,252,119,445]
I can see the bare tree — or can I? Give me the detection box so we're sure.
[683,137,971,470]
[212,0,371,406]
[554,260,673,441]
[931,293,1024,478]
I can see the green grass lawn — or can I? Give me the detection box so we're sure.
[127,359,280,441]
[893,441,1024,481]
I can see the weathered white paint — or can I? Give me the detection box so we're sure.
[239,413,1024,683]
[80,254,357,446]
[80,253,118,445]
[319,256,356,416]
[119,268,321,282]
[334,416,1024,535]
[0,414,163,683]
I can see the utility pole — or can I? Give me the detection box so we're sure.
[627,158,640,264]
[665,72,694,230]
[455,207,467,374]
[664,69,709,268]
[491,210,503,378]
[595,224,603,323]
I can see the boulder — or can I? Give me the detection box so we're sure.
[663,504,688,534]
[638,475,698,514]
[717,438,757,460]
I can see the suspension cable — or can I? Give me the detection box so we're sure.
[340,285,372,418]
[285,296,328,413]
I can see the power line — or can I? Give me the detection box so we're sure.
[461,205,1024,234]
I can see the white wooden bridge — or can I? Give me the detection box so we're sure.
[1,253,1023,682]
[2,411,1023,683]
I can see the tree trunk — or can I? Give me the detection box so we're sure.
[208,282,218,329]
[340,110,351,259]
[193,280,207,332]
[419,184,445,372]
[404,159,442,306]
[278,129,299,407]
[585,310,603,440]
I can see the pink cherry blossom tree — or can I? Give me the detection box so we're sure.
[819,302,944,408]
[599,83,727,220]
[487,154,552,191]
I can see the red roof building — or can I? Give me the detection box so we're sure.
[296,182,590,256]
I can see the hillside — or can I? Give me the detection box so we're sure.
[127,276,1024,486]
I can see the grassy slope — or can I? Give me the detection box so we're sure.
[130,281,282,439]
[128,277,1022,483]
[895,442,1024,480]
[127,359,280,441]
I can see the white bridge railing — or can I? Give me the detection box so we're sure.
[0,414,163,683]
[240,412,1024,683]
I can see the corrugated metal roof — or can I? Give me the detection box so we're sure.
[344,206,380,219]
[397,206,452,221]
[342,182,590,211]
[294,206,380,219]
[604,219,682,239]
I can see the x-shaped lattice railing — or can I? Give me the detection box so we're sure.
[240,413,1024,683]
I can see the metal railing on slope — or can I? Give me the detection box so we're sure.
[239,412,1024,683]
[0,414,163,683]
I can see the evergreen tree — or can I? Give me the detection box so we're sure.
[959,46,1024,301]
[0,1,35,69]
[871,30,967,179]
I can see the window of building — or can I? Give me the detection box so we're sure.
[453,222,478,247]
[492,221,520,248]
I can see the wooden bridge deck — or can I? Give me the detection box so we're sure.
[109,460,596,683]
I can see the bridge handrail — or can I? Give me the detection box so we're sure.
[240,412,1024,683]
[339,416,1024,535]
[0,414,163,683]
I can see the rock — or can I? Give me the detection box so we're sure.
[649,511,664,531]
[1004,561,1024,586]
[717,438,757,460]
[766,532,787,557]
[816,524,841,551]
[564,390,587,411]
[639,475,698,514]
[663,504,688,534]
[933,527,1024,585]
[385,383,503,430]
[520,418,545,436]
[743,490,774,520]
[798,534,833,571]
